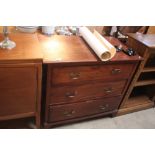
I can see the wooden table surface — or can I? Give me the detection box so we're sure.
[38,34,142,64]
[38,34,97,64]
[0,33,142,63]
[0,33,43,62]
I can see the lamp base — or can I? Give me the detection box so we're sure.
[0,37,16,50]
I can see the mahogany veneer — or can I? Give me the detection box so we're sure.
[38,34,142,128]
[0,34,42,128]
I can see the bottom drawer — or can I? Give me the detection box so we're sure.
[48,97,121,122]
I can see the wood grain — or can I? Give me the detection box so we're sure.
[51,64,135,85]
[118,34,155,115]
[0,64,36,116]
[117,95,154,116]
[38,34,97,63]
[0,63,42,128]
[38,34,142,64]
[48,97,121,123]
[0,33,43,128]
[0,33,43,62]
[0,33,142,128]
[43,36,141,127]
[127,33,155,49]
[49,80,127,105]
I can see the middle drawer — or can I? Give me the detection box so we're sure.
[50,80,126,105]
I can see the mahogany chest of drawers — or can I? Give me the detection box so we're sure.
[38,34,141,128]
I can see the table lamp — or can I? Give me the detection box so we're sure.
[0,26,16,49]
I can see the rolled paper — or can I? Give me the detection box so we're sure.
[79,27,116,61]
[93,30,116,59]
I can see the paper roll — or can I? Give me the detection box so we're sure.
[93,30,116,59]
[79,27,116,61]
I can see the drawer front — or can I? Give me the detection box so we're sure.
[50,80,126,105]
[0,66,37,117]
[51,64,134,85]
[48,97,121,122]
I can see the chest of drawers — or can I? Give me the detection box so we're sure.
[38,34,141,128]
[44,63,137,127]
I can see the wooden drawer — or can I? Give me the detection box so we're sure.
[50,80,126,105]
[48,97,121,122]
[51,64,134,85]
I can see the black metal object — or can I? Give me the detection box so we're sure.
[115,45,136,56]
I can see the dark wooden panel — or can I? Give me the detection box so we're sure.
[51,64,135,85]
[0,66,37,117]
[118,34,155,116]
[45,110,116,128]
[48,97,121,122]
[126,36,147,57]
[49,80,126,105]
[127,33,155,49]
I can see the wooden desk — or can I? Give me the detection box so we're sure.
[0,33,43,128]
[38,34,141,128]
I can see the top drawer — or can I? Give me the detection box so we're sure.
[51,64,135,85]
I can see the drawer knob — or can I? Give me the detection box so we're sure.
[104,88,112,93]
[65,91,76,98]
[100,105,106,110]
[99,104,108,110]
[111,68,121,74]
[63,110,75,117]
[70,72,80,80]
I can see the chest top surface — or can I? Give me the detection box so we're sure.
[0,33,43,62]
[0,33,142,64]
[38,34,142,64]
[38,34,97,64]
[128,33,155,49]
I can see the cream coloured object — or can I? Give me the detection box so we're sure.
[93,30,116,59]
[79,27,116,61]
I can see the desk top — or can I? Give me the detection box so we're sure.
[128,33,155,49]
